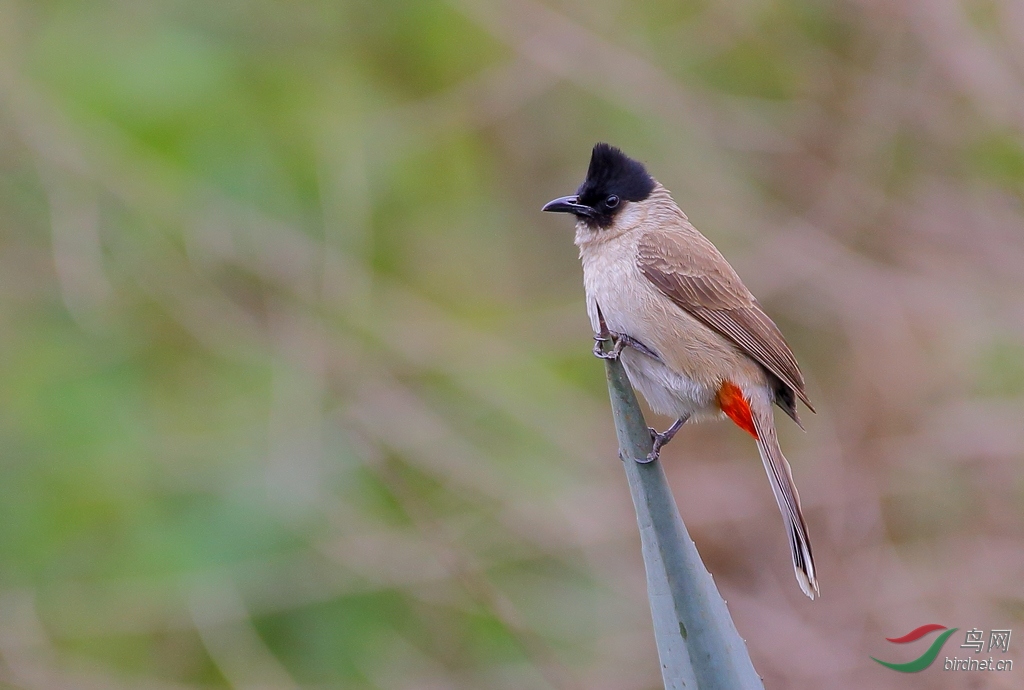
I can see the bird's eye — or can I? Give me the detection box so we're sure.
[605,195,620,208]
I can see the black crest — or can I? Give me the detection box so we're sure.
[576,143,656,227]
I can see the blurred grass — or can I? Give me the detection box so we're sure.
[1,0,1024,688]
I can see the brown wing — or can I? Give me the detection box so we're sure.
[637,231,814,413]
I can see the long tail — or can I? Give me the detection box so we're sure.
[748,400,819,599]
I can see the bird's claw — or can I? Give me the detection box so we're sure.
[616,420,686,464]
[644,427,663,463]
[645,417,688,463]
[593,334,624,360]
[620,448,656,464]
[593,332,659,361]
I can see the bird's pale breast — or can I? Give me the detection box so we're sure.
[579,228,763,420]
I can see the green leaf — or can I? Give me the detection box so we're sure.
[600,340,764,689]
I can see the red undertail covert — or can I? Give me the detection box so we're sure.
[717,381,757,439]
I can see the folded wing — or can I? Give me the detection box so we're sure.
[637,231,814,413]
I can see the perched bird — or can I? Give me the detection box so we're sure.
[543,143,819,599]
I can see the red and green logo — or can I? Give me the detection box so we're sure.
[872,624,959,672]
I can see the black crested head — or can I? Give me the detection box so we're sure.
[576,143,656,228]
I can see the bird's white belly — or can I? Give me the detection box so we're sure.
[619,348,723,422]
[580,231,731,423]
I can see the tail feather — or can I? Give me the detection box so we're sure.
[749,402,819,599]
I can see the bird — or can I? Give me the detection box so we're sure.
[542,143,819,599]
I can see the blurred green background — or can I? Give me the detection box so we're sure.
[1,0,1023,688]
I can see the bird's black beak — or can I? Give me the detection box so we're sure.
[542,195,596,218]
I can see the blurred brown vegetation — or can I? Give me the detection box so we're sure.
[0,0,1022,688]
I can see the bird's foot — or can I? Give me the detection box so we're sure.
[644,416,689,463]
[593,333,624,360]
[593,332,659,361]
